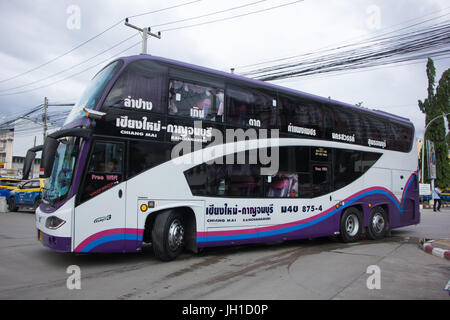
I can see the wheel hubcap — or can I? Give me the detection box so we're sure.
[345,214,359,237]
[168,219,184,251]
[372,213,385,234]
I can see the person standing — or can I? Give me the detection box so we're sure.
[432,185,442,212]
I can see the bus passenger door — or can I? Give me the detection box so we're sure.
[74,140,127,253]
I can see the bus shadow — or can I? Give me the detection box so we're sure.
[193,233,408,259]
[36,233,408,268]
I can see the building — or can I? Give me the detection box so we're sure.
[0,128,14,175]
[0,120,43,178]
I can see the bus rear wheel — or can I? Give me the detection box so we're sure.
[339,207,362,243]
[152,210,185,261]
[366,207,388,240]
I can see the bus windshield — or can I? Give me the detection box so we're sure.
[64,60,122,125]
[43,137,79,204]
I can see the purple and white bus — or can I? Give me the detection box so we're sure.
[31,54,419,261]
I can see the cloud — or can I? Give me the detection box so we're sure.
[0,0,448,146]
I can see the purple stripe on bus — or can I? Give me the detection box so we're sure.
[38,230,71,252]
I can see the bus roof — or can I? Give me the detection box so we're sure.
[120,54,412,125]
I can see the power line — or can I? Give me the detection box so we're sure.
[235,7,450,71]
[0,0,268,94]
[271,54,450,83]
[0,40,141,97]
[160,0,304,32]
[0,34,138,93]
[240,20,450,81]
[0,0,203,85]
[0,0,305,96]
[127,0,202,19]
[151,0,268,29]
[0,20,123,85]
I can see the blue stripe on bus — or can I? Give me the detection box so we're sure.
[81,234,143,252]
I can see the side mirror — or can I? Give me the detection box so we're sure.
[22,145,43,180]
[40,127,91,178]
[41,137,59,178]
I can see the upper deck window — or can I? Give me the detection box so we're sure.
[226,85,278,128]
[279,96,322,138]
[103,60,168,113]
[168,79,224,122]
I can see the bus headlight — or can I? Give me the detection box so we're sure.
[46,216,66,229]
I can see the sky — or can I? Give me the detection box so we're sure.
[0,0,449,156]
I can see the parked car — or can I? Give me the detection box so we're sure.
[0,177,24,200]
[441,189,450,202]
[421,189,450,202]
[8,178,45,211]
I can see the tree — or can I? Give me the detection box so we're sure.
[418,58,450,189]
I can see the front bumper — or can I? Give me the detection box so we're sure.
[37,229,71,252]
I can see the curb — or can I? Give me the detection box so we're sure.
[418,238,450,260]
[421,202,450,209]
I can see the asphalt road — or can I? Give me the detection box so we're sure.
[0,208,448,300]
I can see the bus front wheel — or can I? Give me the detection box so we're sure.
[339,207,362,243]
[152,210,185,261]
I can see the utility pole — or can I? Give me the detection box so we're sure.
[43,97,48,142]
[41,99,74,141]
[124,18,161,54]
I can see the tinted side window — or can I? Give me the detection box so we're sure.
[227,163,263,197]
[312,165,330,197]
[332,109,361,143]
[362,151,382,172]
[388,121,414,152]
[310,147,331,197]
[334,149,363,191]
[226,86,277,128]
[80,142,124,203]
[168,80,224,122]
[103,60,167,113]
[128,141,172,178]
[183,162,227,197]
[184,158,263,198]
[185,147,317,198]
[184,146,379,199]
[280,96,322,138]
[311,147,330,162]
[265,146,309,198]
[360,115,388,148]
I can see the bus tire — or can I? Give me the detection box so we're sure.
[339,207,362,243]
[366,206,388,240]
[152,210,185,261]
[8,197,18,212]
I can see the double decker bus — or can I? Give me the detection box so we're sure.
[31,55,419,261]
